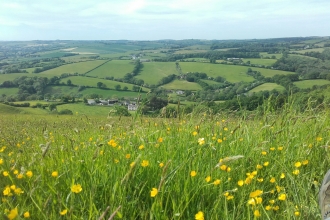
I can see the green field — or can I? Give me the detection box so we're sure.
[44,86,80,95]
[56,103,114,116]
[0,73,31,83]
[135,62,179,85]
[180,62,255,83]
[59,76,136,90]
[79,88,146,99]
[0,88,19,95]
[38,60,106,76]
[294,79,330,89]
[242,58,277,66]
[0,103,49,114]
[292,48,325,54]
[86,60,134,78]
[249,83,285,93]
[161,79,202,90]
[260,53,282,59]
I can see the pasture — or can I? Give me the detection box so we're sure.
[135,62,179,85]
[249,83,285,93]
[59,76,135,90]
[260,53,282,59]
[294,79,330,89]
[179,62,255,83]
[0,88,19,95]
[56,103,113,116]
[79,88,146,99]
[86,60,134,79]
[39,60,106,76]
[160,79,202,90]
[242,58,277,66]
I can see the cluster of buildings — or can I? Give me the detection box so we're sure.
[87,99,138,111]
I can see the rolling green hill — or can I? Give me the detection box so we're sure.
[161,80,202,90]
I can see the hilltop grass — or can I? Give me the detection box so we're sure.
[0,104,328,219]
[86,60,134,79]
[294,79,330,89]
[161,79,202,90]
[135,62,179,85]
[249,83,285,93]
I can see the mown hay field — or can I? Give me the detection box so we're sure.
[0,106,328,219]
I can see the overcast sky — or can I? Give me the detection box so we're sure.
[0,0,329,41]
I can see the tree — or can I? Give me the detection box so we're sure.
[123,86,128,91]
[113,106,131,116]
[97,82,104,88]
[115,85,121,90]
[49,103,57,111]
[67,79,72,85]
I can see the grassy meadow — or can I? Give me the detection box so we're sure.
[86,60,134,79]
[294,80,330,89]
[161,80,202,90]
[0,104,328,219]
[249,83,285,93]
[39,60,107,76]
[242,59,277,66]
[135,62,179,85]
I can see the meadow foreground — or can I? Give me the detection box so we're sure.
[0,107,329,219]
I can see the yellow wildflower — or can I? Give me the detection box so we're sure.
[23,211,30,218]
[254,210,261,217]
[213,179,221,185]
[7,207,18,220]
[278,193,286,201]
[263,161,269,166]
[141,160,149,167]
[294,211,300,216]
[250,190,263,198]
[261,151,267,155]
[270,177,276,183]
[192,131,198,136]
[139,145,144,150]
[220,165,227,171]
[52,171,58,178]
[293,169,300,175]
[238,180,244,186]
[217,139,223,143]
[195,211,204,220]
[60,209,67,215]
[190,171,197,177]
[280,173,285,179]
[159,162,164,168]
[3,171,9,176]
[157,137,163,143]
[71,184,82,193]
[294,162,302,168]
[256,164,263,169]
[198,138,205,145]
[26,171,33,178]
[205,176,211,183]
[302,160,309,165]
[150,188,158,197]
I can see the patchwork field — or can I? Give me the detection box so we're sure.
[79,88,146,99]
[161,80,202,90]
[259,53,282,59]
[86,60,134,78]
[56,103,114,116]
[249,83,285,93]
[59,76,136,90]
[135,62,179,85]
[179,62,255,83]
[0,88,19,95]
[242,58,277,66]
[292,48,325,54]
[294,79,330,89]
[38,60,107,76]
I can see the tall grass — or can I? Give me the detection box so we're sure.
[0,101,328,219]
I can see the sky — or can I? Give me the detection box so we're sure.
[0,0,329,41]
